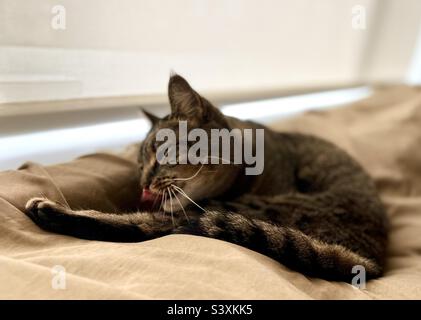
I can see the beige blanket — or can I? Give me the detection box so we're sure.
[1,86,421,299]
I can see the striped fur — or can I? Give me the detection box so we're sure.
[24,74,388,282]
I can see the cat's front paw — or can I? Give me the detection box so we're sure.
[25,197,69,230]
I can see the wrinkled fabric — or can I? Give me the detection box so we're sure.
[1,86,421,299]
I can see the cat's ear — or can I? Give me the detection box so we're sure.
[168,74,208,122]
[141,108,160,126]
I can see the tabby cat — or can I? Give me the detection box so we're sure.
[25,75,388,281]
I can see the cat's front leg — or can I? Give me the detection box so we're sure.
[25,197,74,230]
[25,197,180,242]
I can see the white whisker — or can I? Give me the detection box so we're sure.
[173,164,204,182]
[158,190,165,213]
[161,190,167,218]
[167,187,175,227]
[171,184,207,213]
[170,187,189,222]
[152,190,161,210]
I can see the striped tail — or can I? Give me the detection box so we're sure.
[174,211,382,281]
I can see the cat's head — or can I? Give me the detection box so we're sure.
[138,75,243,212]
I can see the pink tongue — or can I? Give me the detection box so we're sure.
[142,188,157,202]
[140,188,161,210]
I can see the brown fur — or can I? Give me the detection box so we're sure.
[25,75,388,282]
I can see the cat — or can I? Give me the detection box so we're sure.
[25,74,388,282]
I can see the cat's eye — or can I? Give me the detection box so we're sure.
[151,141,157,151]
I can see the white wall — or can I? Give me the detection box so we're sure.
[1,0,421,104]
[361,0,421,83]
[0,0,378,103]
